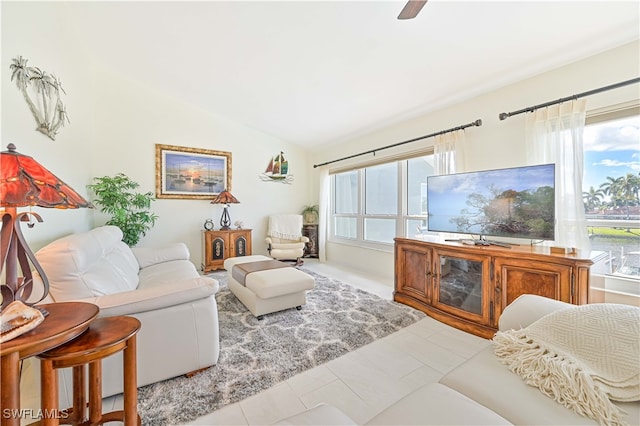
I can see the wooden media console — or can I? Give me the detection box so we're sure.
[394,238,593,338]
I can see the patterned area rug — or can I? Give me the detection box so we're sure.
[137,268,426,425]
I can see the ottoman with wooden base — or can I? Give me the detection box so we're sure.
[223,255,315,319]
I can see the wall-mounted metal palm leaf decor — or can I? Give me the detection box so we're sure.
[9,56,69,141]
[260,151,294,183]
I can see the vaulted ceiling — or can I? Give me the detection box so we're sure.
[55,1,640,148]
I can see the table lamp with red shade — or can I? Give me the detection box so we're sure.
[0,143,93,311]
[210,189,239,231]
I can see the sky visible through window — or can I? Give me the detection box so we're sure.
[583,115,639,195]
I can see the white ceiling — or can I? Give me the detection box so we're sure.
[60,1,639,148]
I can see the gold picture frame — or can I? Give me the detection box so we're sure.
[155,144,232,199]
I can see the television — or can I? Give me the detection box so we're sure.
[427,163,555,242]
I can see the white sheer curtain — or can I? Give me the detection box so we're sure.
[525,99,591,251]
[317,166,330,262]
[433,130,466,241]
[434,130,466,175]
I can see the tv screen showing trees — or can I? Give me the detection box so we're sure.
[427,164,555,241]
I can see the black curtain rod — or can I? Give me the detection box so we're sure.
[313,119,482,168]
[498,77,640,121]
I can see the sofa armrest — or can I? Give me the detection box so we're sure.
[131,243,190,269]
[498,294,573,331]
[73,276,219,317]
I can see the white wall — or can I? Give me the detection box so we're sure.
[1,2,95,249]
[88,68,311,265]
[2,2,313,268]
[311,40,640,281]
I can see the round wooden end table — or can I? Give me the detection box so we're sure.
[1,302,99,426]
[37,316,141,426]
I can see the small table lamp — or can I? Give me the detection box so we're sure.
[0,143,93,310]
[210,189,239,231]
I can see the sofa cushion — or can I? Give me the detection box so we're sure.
[269,241,307,250]
[137,259,201,289]
[498,294,573,331]
[440,346,640,425]
[36,226,139,300]
[367,383,512,425]
[131,243,190,269]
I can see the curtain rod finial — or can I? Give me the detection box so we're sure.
[498,112,509,121]
[474,119,482,126]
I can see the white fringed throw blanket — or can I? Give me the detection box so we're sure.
[493,304,640,426]
[268,214,303,240]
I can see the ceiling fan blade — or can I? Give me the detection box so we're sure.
[397,0,427,20]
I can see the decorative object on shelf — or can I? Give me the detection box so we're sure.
[301,205,319,225]
[260,151,294,183]
[0,143,92,311]
[9,56,69,141]
[87,173,158,247]
[204,218,214,231]
[0,300,45,342]
[234,220,244,229]
[155,144,232,200]
[550,246,577,255]
[211,189,239,231]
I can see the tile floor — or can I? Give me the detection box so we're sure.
[24,260,490,426]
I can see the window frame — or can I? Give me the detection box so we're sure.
[582,102,639,281]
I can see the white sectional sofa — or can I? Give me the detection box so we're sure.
[276,295,640,425]
[24,226,220,407]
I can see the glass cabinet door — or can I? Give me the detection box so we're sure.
[433,251,491,324]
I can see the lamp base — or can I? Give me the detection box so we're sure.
[0,210,49,311]
[219,206,232,231]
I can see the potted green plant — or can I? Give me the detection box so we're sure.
[87,173,159,246]
[301,205,319,225]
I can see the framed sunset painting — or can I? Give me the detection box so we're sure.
[155,144,232,199]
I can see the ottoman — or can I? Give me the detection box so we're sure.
[223,255,315,319]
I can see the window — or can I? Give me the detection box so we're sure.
[331,154,435,247]
[364,163,397,243]
[334,171,357,239]
[406,156,432,236]
[583,110,640,278]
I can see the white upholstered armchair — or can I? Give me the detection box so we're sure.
[265,214,309,264]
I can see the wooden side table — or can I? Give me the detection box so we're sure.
[37,316,141,426]
[1,302,99,426]
[302,224,319,258]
